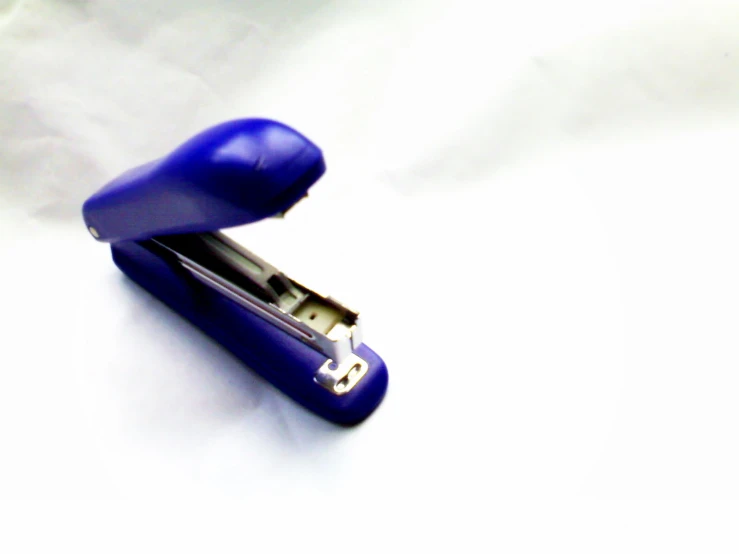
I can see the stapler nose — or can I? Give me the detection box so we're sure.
[165,118,326,212]
[83,119,325,243]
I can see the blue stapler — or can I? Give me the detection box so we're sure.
[82,119,388,425]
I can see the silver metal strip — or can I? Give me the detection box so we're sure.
[314,353,369,395]
[151,236,362,362]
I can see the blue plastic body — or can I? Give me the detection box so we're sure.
[112,239,388,425]
[83,119,326,243]
[83,119,388,425]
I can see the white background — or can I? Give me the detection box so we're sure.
[2,0,739,551]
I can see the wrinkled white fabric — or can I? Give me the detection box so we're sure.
[2,0,739,551]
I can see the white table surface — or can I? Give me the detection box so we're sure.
[2,1,739,551]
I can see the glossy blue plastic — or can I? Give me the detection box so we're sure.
[111,239,388,425]
[83,119,388,425]
[83,119,326,243]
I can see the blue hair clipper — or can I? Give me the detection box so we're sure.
[82,119,388,425]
